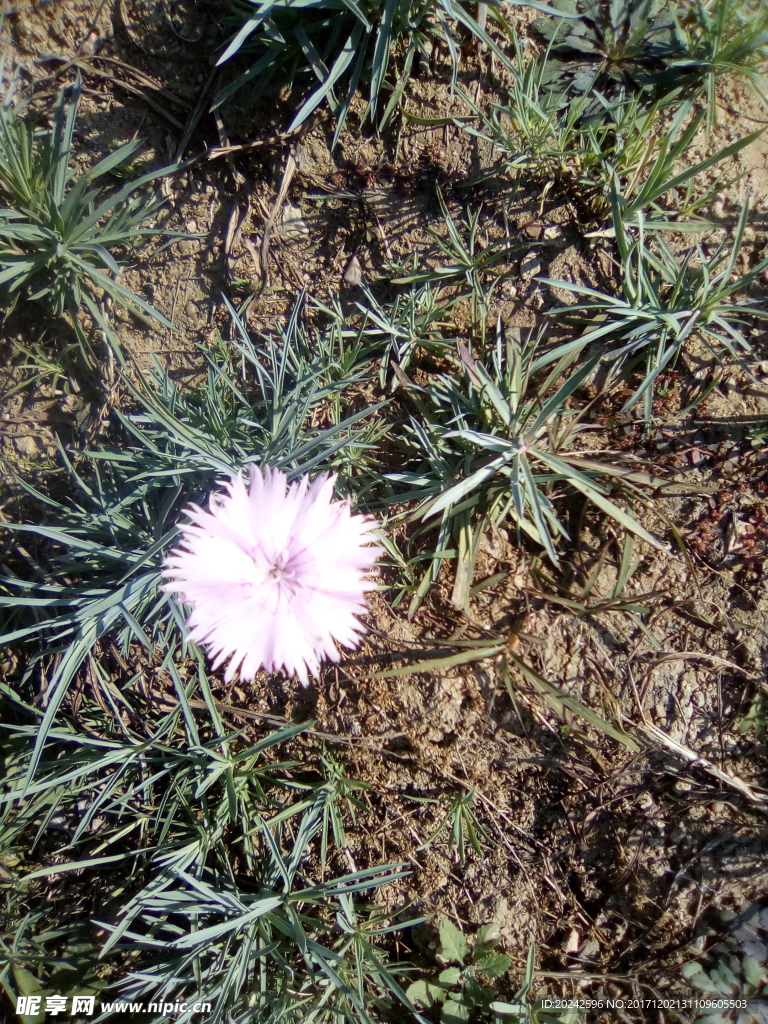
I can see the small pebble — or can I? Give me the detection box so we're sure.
[564,928,580,954]
[185,300,198,318]
[674,780,694,793]
[280,203,309,238]
[14,435,38,457]
[520,253,542,277]
[185,219,198,233]
[637,790,654,811]
[342,255,362,286]
[77,30,100,56]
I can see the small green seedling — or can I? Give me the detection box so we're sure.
[407,919,512,1022]
[415,787,491,865]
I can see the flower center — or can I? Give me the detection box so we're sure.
[264,549,299,596]
[268,559,288,580]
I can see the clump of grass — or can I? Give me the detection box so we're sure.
[604,98,763,225]
[459,43,655,200]
[0,70,184,366]
[0,297,411,1020]
[460,51,761,217]
[673,0,768,127]
[0,684,421,1022]
[387,320,664,614]
[388,190,525,338]
[413,785,491,865]
[538,197,768,419]
[213,0,567,143]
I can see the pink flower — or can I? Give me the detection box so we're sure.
[162,467,383,685]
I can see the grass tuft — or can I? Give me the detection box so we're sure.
[0,70,187,367]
